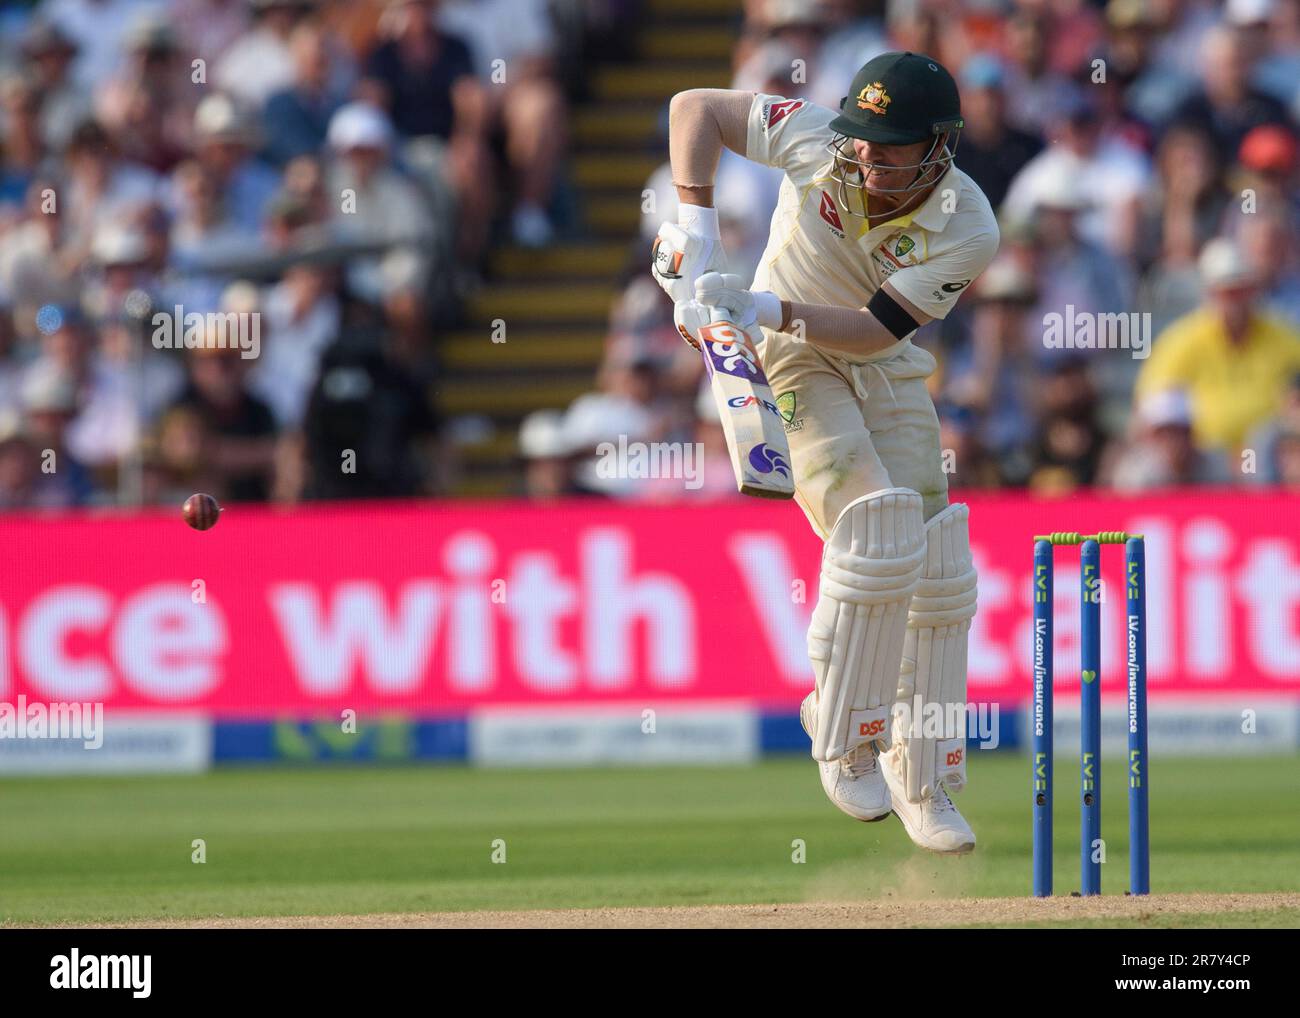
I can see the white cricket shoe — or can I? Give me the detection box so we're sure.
[799,693,892,822]
[880,744,976,853]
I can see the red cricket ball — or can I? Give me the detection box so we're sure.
[182,493,221,531]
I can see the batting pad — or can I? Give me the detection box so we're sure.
[808,488,926,762]
[893,502,979,802]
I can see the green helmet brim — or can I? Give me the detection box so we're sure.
[829,112,964,146]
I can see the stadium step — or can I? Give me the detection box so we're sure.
[453,473,517,498]
[442,328,608,369]
[583,194,645,236]
[490,242,629,280]
[438,374,596,417]
[439,0,744,496]
[457,429,523,465]
[572,152,663,189]
[463,282,617,323]
[591,64,731,102]
[572,105,662,147]
[640,25,738,60]
[647,0,741,16]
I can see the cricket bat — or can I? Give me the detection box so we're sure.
[696,311,795,499]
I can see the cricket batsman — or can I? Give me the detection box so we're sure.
[653,52,998,852]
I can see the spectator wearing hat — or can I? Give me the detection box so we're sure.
[325,102,439,304]
[1107,388,1232,490]
[18,18,90,152]
[185,93,280,233]
[517,408,576,500]
[1136,236,1300,451]
[736,0,834,95]
[84,220,158,320]
[1230,0,1300,111]
[561,347,666,498]
[1016,162,1134,364]
[953,54,1044,210]
[1230,124,1300,235]
[18,363,97,506]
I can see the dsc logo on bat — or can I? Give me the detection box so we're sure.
[699,322,761,379]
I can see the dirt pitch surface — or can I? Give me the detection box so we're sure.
[83,893,1300,929]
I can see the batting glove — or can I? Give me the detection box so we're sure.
[694,272,784,330]
[651,203,727,304]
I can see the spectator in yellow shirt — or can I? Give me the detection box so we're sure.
[1136,238,1300,451]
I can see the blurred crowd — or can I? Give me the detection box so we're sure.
[528,0,1300,500]
[0,0,633,509]
[2,0,1299,511]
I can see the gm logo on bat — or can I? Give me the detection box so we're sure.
[748,443,790,477]
[699,322,761,380]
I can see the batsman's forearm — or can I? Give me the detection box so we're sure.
[782,301,908,356]
[668,89,752,206]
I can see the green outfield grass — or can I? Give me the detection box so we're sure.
[0,754,1297,925]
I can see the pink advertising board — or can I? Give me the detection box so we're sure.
[1,492,1297,716]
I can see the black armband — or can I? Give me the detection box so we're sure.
[867,288,921,341]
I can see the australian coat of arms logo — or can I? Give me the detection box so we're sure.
[857,83,891,115]
[894,235,915,258]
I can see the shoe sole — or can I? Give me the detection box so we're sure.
[888,805,976,854]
